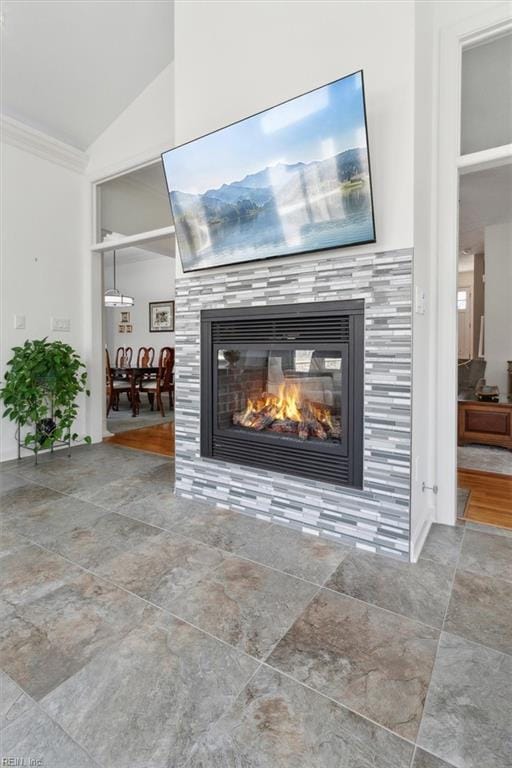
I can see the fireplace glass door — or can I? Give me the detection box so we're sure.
[215,346,347,452]
[201,300,364,488]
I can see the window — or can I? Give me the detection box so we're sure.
[457,290,467,311]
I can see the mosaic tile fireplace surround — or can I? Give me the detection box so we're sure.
[175,247,412,559]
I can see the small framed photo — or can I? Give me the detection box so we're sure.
[118,324,126,333]
[125,324,133,333]
[149,300,174,333]
[120,311,131,323]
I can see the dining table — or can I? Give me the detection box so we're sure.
[112,365,159,417]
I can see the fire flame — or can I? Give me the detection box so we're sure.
[238,381,334,429]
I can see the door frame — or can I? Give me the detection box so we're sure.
[86,155,175,443]
[435,4,512,524]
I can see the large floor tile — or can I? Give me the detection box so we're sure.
[325,549,453,627]
[458,529,512,582]
[170,503,272,553]
[94,529,225,609]
[2,703,99,767]
[41,618,258,768]
[1,562,157,700]
[40,511,163,569]
[119,490,194,530]
[168,556,318,659]
[2,704,99,768]
[234,523,349,584]
[268,588,439,741]
[4,494,109,543]
[1,483,64,518]
[412,748,456,768]
[77,465,172,509]
[420,523,464,566]
[0,544,82,607]
[444,568,512,655]
[418,632,512,768]
[464,521,512,539]
[0,470,33,494]
[188,666,414,768]
[1,671,33,729]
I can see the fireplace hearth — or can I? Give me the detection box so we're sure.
[201,300,364,487]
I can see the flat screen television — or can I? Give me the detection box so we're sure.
[162,70,375,273]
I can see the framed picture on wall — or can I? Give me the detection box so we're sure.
[118,324,125,333]
[120,311,131,323]
[149,300,174,332]
[125,324,133,333]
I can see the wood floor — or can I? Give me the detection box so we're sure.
[104,421,175,457]
[458,468,512,529]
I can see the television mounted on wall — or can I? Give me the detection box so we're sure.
[162,70,376,273]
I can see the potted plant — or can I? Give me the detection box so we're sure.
[0,338,91,456]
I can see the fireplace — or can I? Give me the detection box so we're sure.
[200,300,364,487]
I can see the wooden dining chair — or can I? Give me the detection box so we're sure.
[105,349,131,416]
[137,346,155,367]
[115,347,125,367]
[124,346,133,366]
[139,347,174,415]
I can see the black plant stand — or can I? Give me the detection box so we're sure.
[16,424,71,466]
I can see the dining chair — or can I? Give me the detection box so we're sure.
[137,346,155,367]
[139,347,174,415]
[115,347,125,367]
[124,346,133,366]
[105,349,131,416]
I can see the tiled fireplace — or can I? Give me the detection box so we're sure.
[174,247,412,559]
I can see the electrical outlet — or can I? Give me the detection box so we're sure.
[51,317,70,332]
[14,314,26,330]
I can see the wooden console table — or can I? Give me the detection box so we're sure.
[458,396,512,450]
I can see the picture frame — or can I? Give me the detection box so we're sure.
[118,324,125,333]
[149,300,175,333]
[120,311,131,323]
[125,324,133,333]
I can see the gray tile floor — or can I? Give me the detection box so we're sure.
[1,443,511,768]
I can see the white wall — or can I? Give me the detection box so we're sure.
[85,64,174,441]
[87,63,174,180]
[0,139,88,461]
[104,255,175,358]
[174,0,415,254]
[484,221,512,393]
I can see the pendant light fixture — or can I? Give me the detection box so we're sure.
[104,250,134,307]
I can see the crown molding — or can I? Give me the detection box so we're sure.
[0,115,88,173]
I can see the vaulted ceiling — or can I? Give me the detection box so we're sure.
[0,1,173,149]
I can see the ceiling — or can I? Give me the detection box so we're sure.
[104,244,173,267]
[0,1,173,150]
[459,163,512,255]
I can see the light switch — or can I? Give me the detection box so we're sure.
[14,314,26,330]
[51,317,71,332]
[414,287,426,315]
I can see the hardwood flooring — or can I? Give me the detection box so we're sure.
[104,421,174,457]
[458,468,512,530]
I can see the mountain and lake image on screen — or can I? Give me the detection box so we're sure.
[162,71,375,272]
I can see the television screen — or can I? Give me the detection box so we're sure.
[162,70,375,273]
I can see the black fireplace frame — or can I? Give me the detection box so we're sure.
[200,300,364,488]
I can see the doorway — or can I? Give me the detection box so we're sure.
[455,32,512,529]
[91,159,176,457]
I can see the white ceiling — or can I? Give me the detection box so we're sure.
[104,245,173,267]
[0,1,173,150]
[459,163,512,255]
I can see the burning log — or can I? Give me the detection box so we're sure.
[231,381,342,442]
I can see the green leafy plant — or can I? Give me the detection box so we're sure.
[0,338,91,450]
